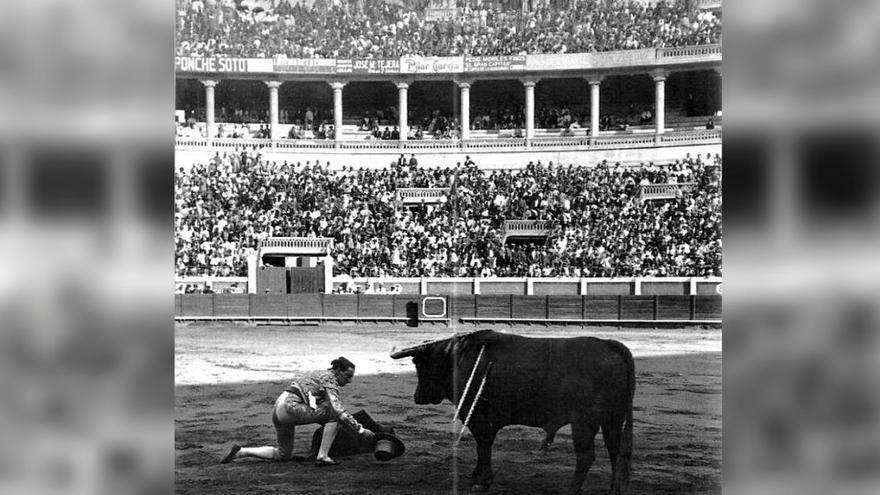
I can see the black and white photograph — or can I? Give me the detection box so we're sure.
[8,0,880,494]
[173,0,722,493]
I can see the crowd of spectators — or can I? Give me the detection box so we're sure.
[538,106,577,129]
[175,151,721,279]
[176,118,338,140]
[175,97,687,139]
[471,105,524,131]
[411,111,459,139]
[176,0,721,59]
[359,110,394,130]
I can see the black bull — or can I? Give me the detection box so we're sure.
[390,330,635,494]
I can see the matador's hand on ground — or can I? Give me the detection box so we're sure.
[359,427,376,442]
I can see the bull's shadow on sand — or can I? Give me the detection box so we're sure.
[176,352,720,494]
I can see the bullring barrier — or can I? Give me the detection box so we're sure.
[174,294,721,325]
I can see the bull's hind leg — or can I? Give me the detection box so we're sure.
[569,420,600,494]
[601,417,622,494]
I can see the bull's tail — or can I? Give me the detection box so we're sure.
[610,340,635,494]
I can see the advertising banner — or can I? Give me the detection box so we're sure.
[524,53,592,71]
[175,56,263,73]
[424,7,459,21]
[272,58,337,74]
[525,49,655,70]
[399,56,464,74]
[464,55,526,72]
[336,58,400,74]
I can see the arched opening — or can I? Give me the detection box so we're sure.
[469,79,526,131]
[214,79,269,124]
[535,78,589,129]
[175,78,204,122]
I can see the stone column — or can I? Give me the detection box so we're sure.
[323,254,334,295]
[201,79,218,140]
[329,81,346,145]
[589,78,601,141]
[653,71,667,137]
[458,80,472,140]
[522,78,538,140]
[452,82,460,119]
[396,81,409,141]
[265,81,282,140]
[715,67,722,115]
[247,254,258,294]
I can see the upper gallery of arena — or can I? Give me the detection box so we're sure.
[176,0,722,59]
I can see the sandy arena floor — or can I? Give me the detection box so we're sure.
[175,323,721,494]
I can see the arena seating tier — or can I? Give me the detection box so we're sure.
[177,0,721,58]
[175,153,721,279]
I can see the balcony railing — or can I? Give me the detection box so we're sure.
[397,188,450,205]
[697,0,722,10]
[262,237,333,248]
[175,129,720,153]
[503,220,552,241]
[259,237,334,255]
[638,183,695,203]
[274,140,336,150]
[590,134,657,148]
[659,130,720,143]
[657,44,721,60]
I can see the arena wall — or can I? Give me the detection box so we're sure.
[180,276,722,297]
[174,294,721,324]
[174,142,721,170]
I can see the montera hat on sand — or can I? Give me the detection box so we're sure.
[373,432,405,461]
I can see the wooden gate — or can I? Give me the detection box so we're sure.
[256,267,288,294]
[288,266,325,293]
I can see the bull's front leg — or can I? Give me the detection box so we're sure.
[541,424,561,452]
[469,424,498,492]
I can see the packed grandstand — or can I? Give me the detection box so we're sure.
[174,0,722,289]
[177,0,721,58]
[175,153,721,279]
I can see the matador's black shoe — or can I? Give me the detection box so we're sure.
[220,445,241,464]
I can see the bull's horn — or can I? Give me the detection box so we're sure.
[390,342,434,359]
[389,336,454,359]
